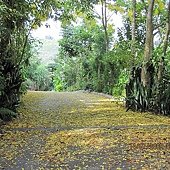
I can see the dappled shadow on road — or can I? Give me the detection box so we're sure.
[0,91,170,169]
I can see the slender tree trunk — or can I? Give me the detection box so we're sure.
[131,0,136,66]
[141,0,155,88]
[163,0,170,56]
[97,62,101,91]
[101,0,109,52]
[158,0,170,82]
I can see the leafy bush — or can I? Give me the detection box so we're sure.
[25,56,52,91]
[0,108,17,121]
[112,70,129,96]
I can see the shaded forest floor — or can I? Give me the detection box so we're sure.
[0,91,170,169]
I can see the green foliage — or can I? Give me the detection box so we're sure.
[54,22,132,95]
[126,60,170,115]
[53,77,63,92]
[0,0,56,112]
[112,70,129,96]
[25,54,52,91]
[0,108,17,122]
[0,74,5,96]
[52,0,98,26]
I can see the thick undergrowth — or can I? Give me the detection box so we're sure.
[126,66,170,115]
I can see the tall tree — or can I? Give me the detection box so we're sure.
[141,0,155,88]
[163,0,170,56]
[131,0,136,66]
[101,0,109,51]
[0,0,54,110]
[158,0,170,82]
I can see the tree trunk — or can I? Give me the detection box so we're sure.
[131,0,136,66]
[158,0,170,82]
[141,0,155,88]
[163,0,170,56]
[101,0,109,52]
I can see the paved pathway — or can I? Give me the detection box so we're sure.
[0,91,170,169]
